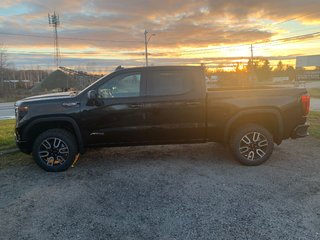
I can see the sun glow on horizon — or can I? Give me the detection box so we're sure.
[1,0,320,71]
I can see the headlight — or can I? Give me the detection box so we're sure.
[16,106,29,121]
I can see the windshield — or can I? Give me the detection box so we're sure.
[78,73,110,95]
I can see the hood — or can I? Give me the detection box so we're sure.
[16,91,78,105]
[25,91,77,100]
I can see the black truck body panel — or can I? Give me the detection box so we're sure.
[15,66,309,154]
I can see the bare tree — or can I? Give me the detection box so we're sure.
[0,44,8,89]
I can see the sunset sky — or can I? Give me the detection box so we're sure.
[0,0,320,73]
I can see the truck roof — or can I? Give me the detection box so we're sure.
[115,65,202,72]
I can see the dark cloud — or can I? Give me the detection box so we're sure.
[207,0,320,20]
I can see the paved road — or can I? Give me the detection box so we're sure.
[311,98,320,111]
[305,81,320,88]
[0,138,319,239]
[0,102,15,120]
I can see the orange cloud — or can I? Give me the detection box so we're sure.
[1,0,319,68]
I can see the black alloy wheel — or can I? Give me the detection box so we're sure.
[230,124,274,166]
[32,129,77,172]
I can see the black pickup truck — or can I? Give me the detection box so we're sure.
[15,66,310,171]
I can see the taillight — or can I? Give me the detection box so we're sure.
[301,94,310,116]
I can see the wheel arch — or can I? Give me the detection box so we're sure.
[224,108,284,145]
[22,116,85,154]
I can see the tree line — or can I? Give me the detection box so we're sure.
[204,59,298,87]
[0,43,316,97]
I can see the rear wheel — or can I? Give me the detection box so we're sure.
[32,129,77,172]
[230,124,274,166]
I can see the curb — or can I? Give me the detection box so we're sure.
[0,148,19,156]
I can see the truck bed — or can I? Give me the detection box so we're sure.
[206,87,308,143]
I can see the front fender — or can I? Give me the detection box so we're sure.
[22,116,85,154]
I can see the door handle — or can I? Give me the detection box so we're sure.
[185,101,201,106]
[129,104,141,109]
[62,102,80,107]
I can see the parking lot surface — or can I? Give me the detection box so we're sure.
[0,137,320,239]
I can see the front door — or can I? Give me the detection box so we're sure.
[80,70,146,145]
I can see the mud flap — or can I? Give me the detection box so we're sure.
[71,153,81,168]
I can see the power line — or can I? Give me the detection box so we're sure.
[2,30,320,60]
[273,9,320,26]
[259,31,320,43]
[1,25,319,50]
[151,9,320,55]
[0,32,143,43]
[6,50,145,56]
[174,31,320,54]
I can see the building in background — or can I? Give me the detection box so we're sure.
[296,55,320,81]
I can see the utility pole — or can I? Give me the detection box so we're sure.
[249,44,254,83]
[144,30,155,67]
[48,12,60,69]
[250,44,253,62]
[144,30,148,67]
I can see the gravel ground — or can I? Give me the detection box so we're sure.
[0,137,320,240]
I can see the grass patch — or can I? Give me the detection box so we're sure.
[0,152,32,169]
[0,119,16,151]
[308,111,320,139]
[307,88,320,98]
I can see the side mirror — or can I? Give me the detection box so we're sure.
[87,90,97,100]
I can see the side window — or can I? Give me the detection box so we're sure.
[98,73,141,98]
[147,70,193,96]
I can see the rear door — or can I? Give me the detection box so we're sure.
[143,68,206,143]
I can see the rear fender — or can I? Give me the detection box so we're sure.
[224,109,283,145]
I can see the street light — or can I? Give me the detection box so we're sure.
[144,30,155,67]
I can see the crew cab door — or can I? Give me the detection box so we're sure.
[143,68,206,143]
[80,70,146,145]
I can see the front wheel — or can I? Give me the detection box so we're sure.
[32,129,77,172]
[230,124,274,166]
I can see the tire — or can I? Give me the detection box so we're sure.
[32,129,77,172]
[230,124,274,166]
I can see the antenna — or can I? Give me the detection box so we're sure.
[48,11,60,69]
